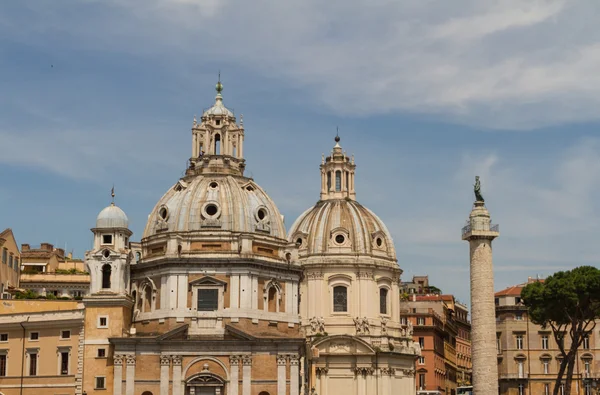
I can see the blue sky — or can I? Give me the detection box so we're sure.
[2,0,600,307]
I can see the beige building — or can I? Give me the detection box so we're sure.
[0,229,20,298]
[19,243,89,299]
[496,279,600,395]
[0,300,84,394]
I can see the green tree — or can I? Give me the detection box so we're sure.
[521,266,600,395]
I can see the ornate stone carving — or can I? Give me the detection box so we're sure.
[242,355,252,366]
[114,354,124,366]
[354,317,370,335]
[171,355,182,366]
[309,316,326,334]
[229,355,240,366]
[330,341,350,352]
[315,367,328,377]
[381,367,396,376]
[277,354,287,366]
[401,368,415,377]
[160,355,171,366]
[355,271,373,279]
[306,272,324,280]
[289,355,300,366]
[126,355,136,365]
[354,367,375,376]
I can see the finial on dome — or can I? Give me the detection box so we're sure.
[335,127,340,143]
[240,114,244,126]
[216,71,223,94]
[111,185,115,206]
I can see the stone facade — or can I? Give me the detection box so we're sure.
[462,199,499,395]
[0,229,20,297]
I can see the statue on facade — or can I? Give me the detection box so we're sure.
[406,320,413,337]
[309,316,325,334]
[474,176,484,202]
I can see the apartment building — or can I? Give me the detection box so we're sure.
[496,278,600,395]
[0,229,20,298]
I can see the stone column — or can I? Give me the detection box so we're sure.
[242,355,252,395]
[462,199,499,395]
[113,354,124,395]
[290,355,300,395]
[172,355,183,395]
[160,355,170,395]
[277,355,287,395]
[229,355,240,395]
[125,355,136,395]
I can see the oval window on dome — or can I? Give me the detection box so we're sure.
[209,182,218,189]
[296,238,303,246]
[158,206,169,220]
[335,234,345,244]
[376,237,383,247]
[257,208,267,221]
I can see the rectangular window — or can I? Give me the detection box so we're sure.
[97,348,106,358]
[518,383,525,395]
[0,355,6,376]
[333,286,347,312]
[515,313,523,321]
[8,255,12,269]
[541,335,549,349]
[61,352,69,375]
[102,234,113,244]
[197,289,219,311]
[516,334,524,350]
[29,332,39,341]
[497,333,502,352]
[95,376,106,389]
[29,353,37,376]
[1,248,6,264]
[545,384,550,395]
[335,171,341,192]
[379,288,388,315]
[583,335,590,349]
[417,317,425,325]
[13,257,18,271]
[98,317,108,328]
[419,337,425,348]
[61,330,71,339]
[0,334,7,342]
[585,360,591,374]
[419,373,426,389]
[543,360,549,374]
[418,356,425,365]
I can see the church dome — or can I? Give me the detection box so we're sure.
[96,204,129,229]
[143,175,286,239]
[289,199,396,261]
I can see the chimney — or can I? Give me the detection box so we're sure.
[40,243,53,251]
[67,252,73,259]
[55,248,65,257]
[21,244,30,251]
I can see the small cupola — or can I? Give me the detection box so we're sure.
[320,134,356,201]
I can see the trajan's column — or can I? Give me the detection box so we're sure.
[462,176,499,394]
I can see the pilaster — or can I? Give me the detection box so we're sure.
[113,354,124,395]
[160,355,170,395]
[229,355,240,395]
[125,354,136,395]
[242,355,252,395]
[290,355,300,395]
[172,355,182,395]
[277,355,287,395]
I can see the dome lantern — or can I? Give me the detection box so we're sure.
[320,133,356,201]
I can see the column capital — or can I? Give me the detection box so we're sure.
[126,355,136,365]
[289,354,300,366]
[172,355,182,366]
[242,355,252,366]
[114,354,125,366]
[277,354,287,366]
[160,355,171,366]
[229,355,240,366]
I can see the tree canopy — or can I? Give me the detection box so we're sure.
[521,266,600,395]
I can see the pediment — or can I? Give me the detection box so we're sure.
[189,276,227,287]
[312,335,375,355]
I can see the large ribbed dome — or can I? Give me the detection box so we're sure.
[143,175,286,239]
[288,199,396,261]
[96,204,129,229]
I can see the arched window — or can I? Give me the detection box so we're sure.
[268,287,278,313]
[143,286,152,312]
[215,134,221,155]
[335,171,341,191]
[141,392,153,395]
[380,288,388,314]
[131,290,137,307]
[345,171,349,190]
[135,252,141,263]
[327,172,331,191]
[333,286,347,312]
[101,264,111,289]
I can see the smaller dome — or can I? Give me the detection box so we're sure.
[203,101,234,117]
[96,204,129,229]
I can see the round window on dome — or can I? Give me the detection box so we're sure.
[158,206,169,220]
[205,204,218,217]
[335,234,346,245]
[376,237,383,247]
[209,182,218,189]
[296,238,303,246]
